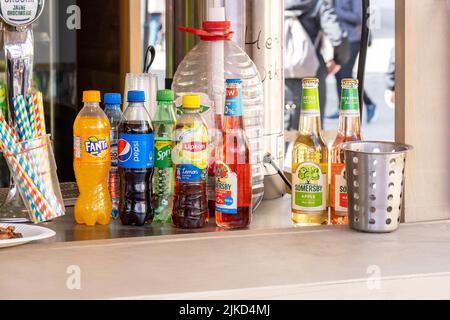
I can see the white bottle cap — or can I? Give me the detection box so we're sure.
[208,6,225,21]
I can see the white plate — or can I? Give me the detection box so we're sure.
[0,224,56,249]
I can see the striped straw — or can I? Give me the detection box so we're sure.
[0,116,55,222]
[13,95,33,141]
[35,92,46,136]
[0,114,64,219]
[27,95,37,138]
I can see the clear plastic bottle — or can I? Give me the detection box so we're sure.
[172,95,209,229]
[104,93,123,219]
[152,90,177,224]
[73,90,112,226]
[172,7,265,211]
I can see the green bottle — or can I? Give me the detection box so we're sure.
[0,84,7,121]
[152,90,177,223]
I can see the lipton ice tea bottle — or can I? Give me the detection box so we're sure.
[331,79,362,224]
[215,79,252,229]
[73,90,112,226]
[172,95,209,229]
[292,79,328,226]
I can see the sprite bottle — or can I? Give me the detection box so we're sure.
[152,90,177,223]
[0,84,7,121]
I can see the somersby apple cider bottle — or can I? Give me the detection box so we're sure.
[292,78,328,226]
[331,79,362,224]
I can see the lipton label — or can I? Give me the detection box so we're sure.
[172,126,209,183]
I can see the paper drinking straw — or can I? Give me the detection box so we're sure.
[0,114,64,220]
[27,95,37,138]
[36,92,46,135]
[13,95,33,141]
[0,116,54,222]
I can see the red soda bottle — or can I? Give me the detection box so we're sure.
[215,79,252,229]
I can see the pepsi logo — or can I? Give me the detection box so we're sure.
[118,139,132,163]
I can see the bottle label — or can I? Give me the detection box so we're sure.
[176,164,206,183]
[173,126,209,183]
[225,86,243,117]
[301,88,320,115]
[340,88,360,116]
[110,129,118,168]
[118,134,154,169]
[74,134,110,163]
[215,162,238,215]
[292,162,326,211]
[155,139,173,169]
[332,164,348,213]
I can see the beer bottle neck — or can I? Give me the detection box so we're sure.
[338,87,362,137]
[300,87,322,134]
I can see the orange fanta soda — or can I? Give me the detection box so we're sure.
[73,90,112,226]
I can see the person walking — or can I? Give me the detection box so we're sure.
[285,0,349,130]
[148,0,164,47]
[330,0,379,123]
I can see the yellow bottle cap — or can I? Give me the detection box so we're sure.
[182,95,201,109]
[83,90,101,103]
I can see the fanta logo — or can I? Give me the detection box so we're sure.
[118,139,132,162]
[85,137,108,156]
[226,88,238,99]
[183,142,207,153]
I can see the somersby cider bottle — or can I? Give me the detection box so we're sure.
[292,78,328,226]
[331,79,362,224]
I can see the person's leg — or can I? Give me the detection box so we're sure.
[336,42,361,99]
[285,79,302,131]
[316,57,328,127]
[149,13,161,46]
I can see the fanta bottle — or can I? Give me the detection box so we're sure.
[73,90,112,226]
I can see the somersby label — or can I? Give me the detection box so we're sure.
[292,162,326,212]
[215,162,238,215]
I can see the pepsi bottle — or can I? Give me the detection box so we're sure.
[118,91,155,226]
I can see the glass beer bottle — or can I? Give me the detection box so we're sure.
[215,79,252,229]
[292,78,328,226]
[331,79,362,224]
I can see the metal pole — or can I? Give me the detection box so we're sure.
[358,0,371,118]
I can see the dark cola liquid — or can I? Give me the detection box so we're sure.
[172,181,209,229]
[118,121,154,226]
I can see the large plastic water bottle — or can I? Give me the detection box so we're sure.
[172,6,265,210]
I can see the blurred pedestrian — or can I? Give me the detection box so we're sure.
[330,0,379,123]
[385,48,395,109]
[285,0,349,130]
[148,0,164,47]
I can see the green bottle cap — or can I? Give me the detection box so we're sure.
[157,90,175,102]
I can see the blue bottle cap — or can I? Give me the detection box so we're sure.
[128,90,146,103]
[104,93,122,105]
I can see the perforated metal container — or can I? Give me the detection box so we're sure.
[341,142,413,233]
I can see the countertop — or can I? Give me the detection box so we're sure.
[2,196,450,300]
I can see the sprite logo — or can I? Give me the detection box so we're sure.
[155,140,173,168]
[85,136,108,157]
